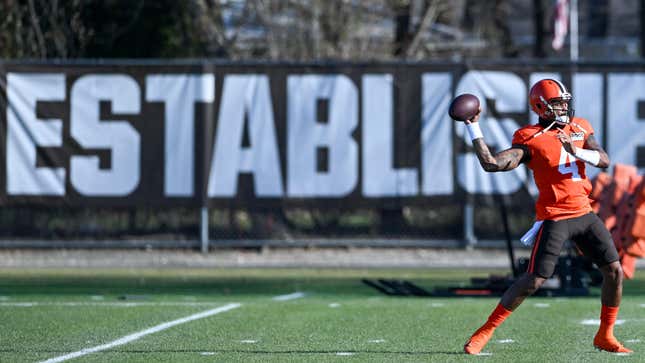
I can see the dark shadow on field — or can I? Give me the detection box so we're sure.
[0,269,490,297]
[0,269,643,297]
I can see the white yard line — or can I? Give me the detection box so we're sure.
[580,319,625,326]
[368,339,385,343]
[2,294,304,306]
[272,292,305,301]
[38,303,241,363]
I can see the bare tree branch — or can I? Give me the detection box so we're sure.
[45,0,69,57]
[405,1,450,59]
[27,0,46,57]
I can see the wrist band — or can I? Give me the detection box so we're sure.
[574,148,600,166]
[466,123,484,140]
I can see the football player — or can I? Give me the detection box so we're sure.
[462,79,631,354]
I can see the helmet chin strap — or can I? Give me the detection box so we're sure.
[532,120,557,139]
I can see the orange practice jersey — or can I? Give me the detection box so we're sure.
[512,117,594,221]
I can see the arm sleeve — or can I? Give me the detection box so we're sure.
[511,129,525,146]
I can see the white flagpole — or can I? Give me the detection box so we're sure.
[570,0,579,61]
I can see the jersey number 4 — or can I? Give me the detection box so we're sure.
[558,146,582,181]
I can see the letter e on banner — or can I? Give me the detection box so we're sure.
[7,73,66,196]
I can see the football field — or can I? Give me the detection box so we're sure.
[0,268,643,362]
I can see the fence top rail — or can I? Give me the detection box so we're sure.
[4,58,645,68]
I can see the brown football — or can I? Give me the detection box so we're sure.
[448,93,480,121]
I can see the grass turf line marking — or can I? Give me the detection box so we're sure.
[38,303,241,363]
[329,303,341,308]
[580,319,624,326]
[0,302,228,307]
[272,292,305,301]
[497,339,514,343]
[0,302,35,306]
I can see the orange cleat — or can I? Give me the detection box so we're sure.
[463,325,495,355]
[593,335,633,353]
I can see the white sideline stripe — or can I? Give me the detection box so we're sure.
[272,292,305,301]
[38,303,241,363]
[0,302,227,307]
[2,302,36,307]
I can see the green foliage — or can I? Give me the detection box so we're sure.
[0,0,222,59]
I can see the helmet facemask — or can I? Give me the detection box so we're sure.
[540,93,573,125]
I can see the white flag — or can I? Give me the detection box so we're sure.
[552,0,569,50]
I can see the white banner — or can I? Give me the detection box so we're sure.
[1,63,643,207]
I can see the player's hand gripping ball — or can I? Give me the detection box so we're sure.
[448,93,480,122]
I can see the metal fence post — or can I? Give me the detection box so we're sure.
[463,196,477,248]
[200,207,209,253]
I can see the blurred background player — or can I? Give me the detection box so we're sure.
[462,79,631,354]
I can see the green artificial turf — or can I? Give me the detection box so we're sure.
[0,268,643,362]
